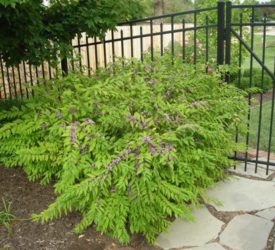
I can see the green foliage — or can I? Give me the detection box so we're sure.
[0,198,15,234]
[0,55,248,243]
[235,68,273,92]
[0,0,143,66]
[141,0,193,19]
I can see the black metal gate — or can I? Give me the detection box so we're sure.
[217,2,275,174]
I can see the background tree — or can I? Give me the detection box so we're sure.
[0,0,143,66]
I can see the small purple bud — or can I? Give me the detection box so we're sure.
[149,144,157,155]
[148,79,156,85]
[69,107,77,114]
[128,115,135,122]
[108,163,113,171]
[140,121,148,128]
[112,158,120,164]
[125,149,132,155]
[166,143,174,151]
[164,113,170,121]
[56,111,62,119]
[135,161,140,170]
[40,123,47,129]
[70,123,77,145]
[143,136,152,143]
[119,153,126,160]
[85,118,95,125]
[58,123,66,129]
[190,101,207,108]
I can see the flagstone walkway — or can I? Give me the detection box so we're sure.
[155,163,275,250]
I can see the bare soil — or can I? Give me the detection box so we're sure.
[0,167,159,250]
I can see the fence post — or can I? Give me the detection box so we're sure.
[225,1,232,65]
[225,1,232,82]
[61,57,68,76]
[217,0,225,66]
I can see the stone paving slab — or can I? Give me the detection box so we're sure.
[256,207,275,221]
[207,176,275,212]
[185,243,225,250]
[155,207,224,250]
[219,214,273,250]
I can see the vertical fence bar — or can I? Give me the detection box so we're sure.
[94,37,99,70]
[171,16,175,64]
[71,43,75,71]
[225,1,232,82]
[35,66,39,85]
[0,59,7,100]
[217,0,225,66]
[266,58,275,174]
[86,35,91,76]
[77,34,82,69]
[23,61,29,98]
[205,16,209,72]
[121,30,125,64]
[255,14,267,172]
[103,38,107,68]
[194,12,197,65]
[61,58,68,76]
[41,63,46,84]
[160,23,164,56]
[182,19,186,62]
[28,65,34,97]
[244,7,255,172]
[17,65,23,99]
[11,66,17,99]
[130,24,134,59]
[237,13,243,89]
[171,16,174,64]
[111,30,115,64]
[140,26,144,62]
[48,61,52,79]
[150,19,154,61]
[6,67,12,99]
[234,13,243,168]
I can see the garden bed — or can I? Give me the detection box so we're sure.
[0,166,158,250]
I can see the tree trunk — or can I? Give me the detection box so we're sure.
[154,0,164,23]
[154,0,164,16]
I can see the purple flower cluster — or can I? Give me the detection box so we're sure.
[107,148,133,171]
[58,123,66,129]
[70,121,78,145]
[148,79,156,85]
[149,144,157,155]
[143,136,152,143]
[56,111,62,119]
[128,115,135,122]
[164,113,170,121]
[85,118,95,126]
[190,101,208,108]
[40,123,47,129]
[69,107,77,114]
[160,143,174,155]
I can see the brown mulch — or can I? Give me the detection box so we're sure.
[0,167,159,250]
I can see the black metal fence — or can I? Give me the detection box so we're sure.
[0,1,275,175]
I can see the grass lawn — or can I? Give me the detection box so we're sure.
[249,100,275,152]
[243,35,275,72]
